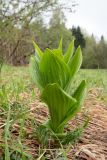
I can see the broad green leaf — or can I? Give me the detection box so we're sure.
[58,80,86,131]
[52,49,63,58]
[41,83,77,133]
[33,41,43,58]
[58,37,63,51]
[68,46,82,77]
[64,39,74,63]
[67,80,86,118]
[39,48,70,89]
[29,56,43,91]
[73,80,86,101]
[51,38,63,57]
[65,46,82,94]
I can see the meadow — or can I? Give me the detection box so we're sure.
[1,65,107,100]
[0,65,107,159]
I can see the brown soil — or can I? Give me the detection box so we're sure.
[69,89,107,160]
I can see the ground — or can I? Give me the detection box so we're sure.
[0,66,107,159]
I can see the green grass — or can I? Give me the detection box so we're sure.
[1,65,107,104]
[1,65,107,89]
[1,65,107,111]
[0,65,107,159]
[78,69,107,103]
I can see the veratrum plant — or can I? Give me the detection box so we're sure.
[30,39,86,135]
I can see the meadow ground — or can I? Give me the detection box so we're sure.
[0,65,107,159]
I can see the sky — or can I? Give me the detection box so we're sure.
[64,0,107,39]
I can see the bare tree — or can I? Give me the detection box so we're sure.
[0,0,77,65]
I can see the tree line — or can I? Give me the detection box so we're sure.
[0,0,107,68]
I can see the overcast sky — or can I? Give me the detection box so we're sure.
[64,0,107,39]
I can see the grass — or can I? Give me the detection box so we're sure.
[1,65,107,93]
[0,65,107,159]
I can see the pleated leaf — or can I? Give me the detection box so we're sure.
[39,48,70,89]
[52,38,63,57]
[58,37,63,51]
[64,39,74,63]
[58,80,86,131]
[65,46,82,94]
[73,80,86,101]
[41,83,77,133]
[68,46,82,77]
[29,56,43,91]
[33,41,43,58]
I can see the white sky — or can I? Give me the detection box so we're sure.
[64,0,107,39]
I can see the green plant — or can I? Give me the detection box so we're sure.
[30,39,87,143]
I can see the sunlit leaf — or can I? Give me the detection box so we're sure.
[58,37,63,51]
[64,39,74,63]
[41,83,77,133]
[65,46,82,94]
[58,80,86,131]
[29,56,43,91]
[33,41,43,58]
[39,48,70,89]
[52,38,63,57]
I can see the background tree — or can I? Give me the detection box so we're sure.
[82,34,98,68]
[97,35,107,68]
[47,7,72,52]
[0,0,59,65]
[0,0,107,69]
[71,26,86,49]
[0,0,77,65]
